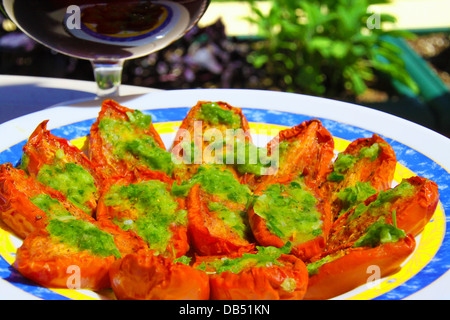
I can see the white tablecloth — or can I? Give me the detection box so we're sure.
[0,75,159,124]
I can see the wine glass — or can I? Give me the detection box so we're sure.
[1,0,210,97]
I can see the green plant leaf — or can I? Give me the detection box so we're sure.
[251,54,269,68]
[379,13,397,23]
[350,70,368,95]
[244,0,418,98]
[309,36,332,57]
[330,41,350,59]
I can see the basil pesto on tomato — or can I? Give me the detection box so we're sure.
[30,194,73,219]
[197,102,241,128]
[228,139,273,176]
[349,180,415,221]
[98,110,174,175]
[336,181,377,216]
[30,194,120,258]
[196,243,291,274]
[353,220,406,248]
[21,148,97,215]
[103,179,187,254]
[36,161,97,214]
[172,165,252,205]
[253,179,323,244]
[207,201,250,239]
[327,143,383,182]
[47,217,121,258]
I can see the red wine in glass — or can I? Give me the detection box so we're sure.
[2,0,210,96]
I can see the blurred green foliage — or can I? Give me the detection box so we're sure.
[245,0,419,97]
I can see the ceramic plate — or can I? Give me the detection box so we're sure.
[0,88,449,300]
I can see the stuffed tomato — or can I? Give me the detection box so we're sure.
[109,251,210,300]
[0,163,94,239]
[89,99,173,180]
[14,208,147,290]
[248,175,332,261]
[171,101,264,181]
[243,119,335,190]
[194,244,309,300]
[20,120,102,216]
[304,234,416,300]
[97,171,189,258]
[319,134,397,221]
[304,176,439,299]
[326,175,439,249]
[180,165,255,256]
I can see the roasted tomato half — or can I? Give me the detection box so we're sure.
[89,99,173,180]
[304,234,416,300]
[248,175,331,261]
[243,119,335,190]
[14,216,147,290]
[194,244,309,300]
[326,175,439,250]
[0,163,94,239]
[303,176,439,299]
[109,251,210,300]
[96,171,189,258]
[174,165,254,256]
[319,134,397,221]
[21,120,102,216]
[187,183,255,256]
[171,101,253,181]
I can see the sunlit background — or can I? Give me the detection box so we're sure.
[1,0,449,136]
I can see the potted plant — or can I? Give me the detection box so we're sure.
[244,0,418,99]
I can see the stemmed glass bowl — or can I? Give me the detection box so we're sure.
[2,0,210,97]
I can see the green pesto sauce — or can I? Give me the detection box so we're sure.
[199,135,274,176]
[37,162,97,214]
[359,143,383,161]
[30,194,72,219]
[207,201,249,239]
[177,133,273,176]
[173,255,192,265]
[306,254,339,276]
[349,180,415,221]
[277,140,291,156]
[253,179,323,244]
[171,165,251,205]
[98,110,174,175]
[19,153,30,172]
[47,217,121,258]
[336,181,377,216]
[103,180,187,254]
[125,110,153,129]
[177,141,202,165]
[30,194,120,258]
[275,140,298,168]
[197,102,241,128]
[123,136,174,175]
[353,220,406,248]
[196,243,291,274]
[230,140,273,176]
[330,154,357,178]
[327,143,382,182]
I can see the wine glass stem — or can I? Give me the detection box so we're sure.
[91,60,124,98]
